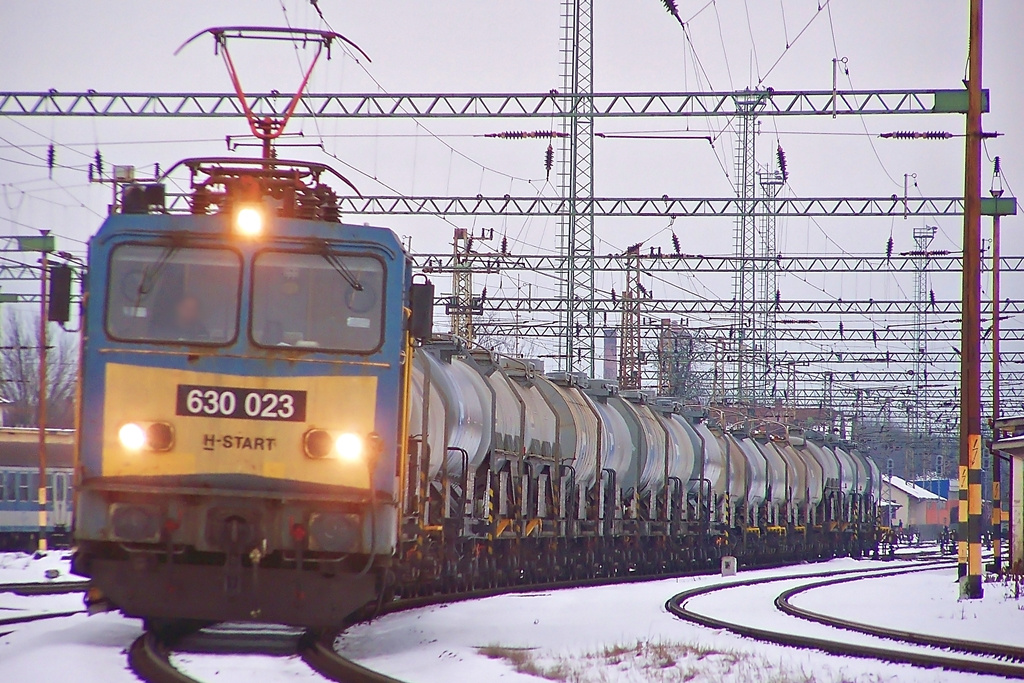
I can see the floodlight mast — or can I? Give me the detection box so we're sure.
[175,26,370,159]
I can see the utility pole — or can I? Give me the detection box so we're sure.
[959,0,983,599]
[37,234,49,553]
[990,156,1003,573]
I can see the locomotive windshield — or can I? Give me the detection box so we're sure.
[105,244,242,345]
[250,250,384,353]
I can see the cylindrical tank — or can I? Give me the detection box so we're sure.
[585,391,636,490]
[825,444,856,497]
[803,438,840,494]
[533,376,600,487]
[753,438,788,505]
[409,351,456,479]
[674,415,704,492]
[628,401,669,493]
[734,434,767,508]
[485,358,558,460]
[840,446,870,495]
[712,430,749,506]
[772,439,807,507]
[695,422,727,498]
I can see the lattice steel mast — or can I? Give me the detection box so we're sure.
[731,92,769,402]
[559,0,596,375]
[911,225,937,440]
[758,165,785,403]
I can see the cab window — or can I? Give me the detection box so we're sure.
[251,251,385,353]
[106,244,241,345]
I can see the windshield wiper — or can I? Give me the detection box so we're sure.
[132,242,180,308]
[318,242,363,292]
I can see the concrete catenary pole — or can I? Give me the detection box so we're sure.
[37,239,49,553]
[959,0,984,599]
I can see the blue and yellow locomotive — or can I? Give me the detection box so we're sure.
[73,158,429,626]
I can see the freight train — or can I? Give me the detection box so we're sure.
[71,157,884,629]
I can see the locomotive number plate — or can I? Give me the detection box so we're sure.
[175,384,307,422]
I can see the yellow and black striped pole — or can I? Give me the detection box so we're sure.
[958,0,984,599]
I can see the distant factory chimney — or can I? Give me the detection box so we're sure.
[603,328,618,380]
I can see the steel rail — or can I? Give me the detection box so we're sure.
[776,571,1024,663]
[0,580,89,595]
[0,609,84,638]
[128,631,199,683]
[667,563,1024,679]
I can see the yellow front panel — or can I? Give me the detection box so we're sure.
[102,363,377,487]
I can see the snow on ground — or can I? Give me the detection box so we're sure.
[0,551,144,680]
[0,550,84,584]
[172,652,327,681]
[0,612,142,680]
[791,566,1024,649]
[338,559,1016,683]
[2,550,1020,682]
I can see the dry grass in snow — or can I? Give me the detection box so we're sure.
[477,640,891,683]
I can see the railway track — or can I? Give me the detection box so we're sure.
[777,571,1024,665]
[128,623,404,683]
[0,580,89,638]
[126,555,927,683]
[667,562,1024,679]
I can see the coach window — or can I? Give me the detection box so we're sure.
[251,251,385,353]
[18,473,28,502]
[106,244,242,345]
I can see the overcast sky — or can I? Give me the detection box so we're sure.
[1,1,1021,415]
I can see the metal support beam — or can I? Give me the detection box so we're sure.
[294,195,975,218]
[414,251,1024,274]
[0,89,984,119]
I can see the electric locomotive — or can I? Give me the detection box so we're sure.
[72,158,431,626]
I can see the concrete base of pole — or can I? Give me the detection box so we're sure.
[959,574,984,599]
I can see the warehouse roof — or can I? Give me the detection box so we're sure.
[883,475,944,501]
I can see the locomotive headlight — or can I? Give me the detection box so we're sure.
[335,433,364,462]
[118,421,174,452]
[118,423,147,451]
[304,429,334,459]
[235,206,264,237]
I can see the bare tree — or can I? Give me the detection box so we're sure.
[0,311,78,428]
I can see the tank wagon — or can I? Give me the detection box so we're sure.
[397,341,882,594]
[71,156,883,629]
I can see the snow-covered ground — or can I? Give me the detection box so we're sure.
[338,559,1019,683]
[2,551,1021,682]
[0,552,140,680]
[0,550,85,584]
